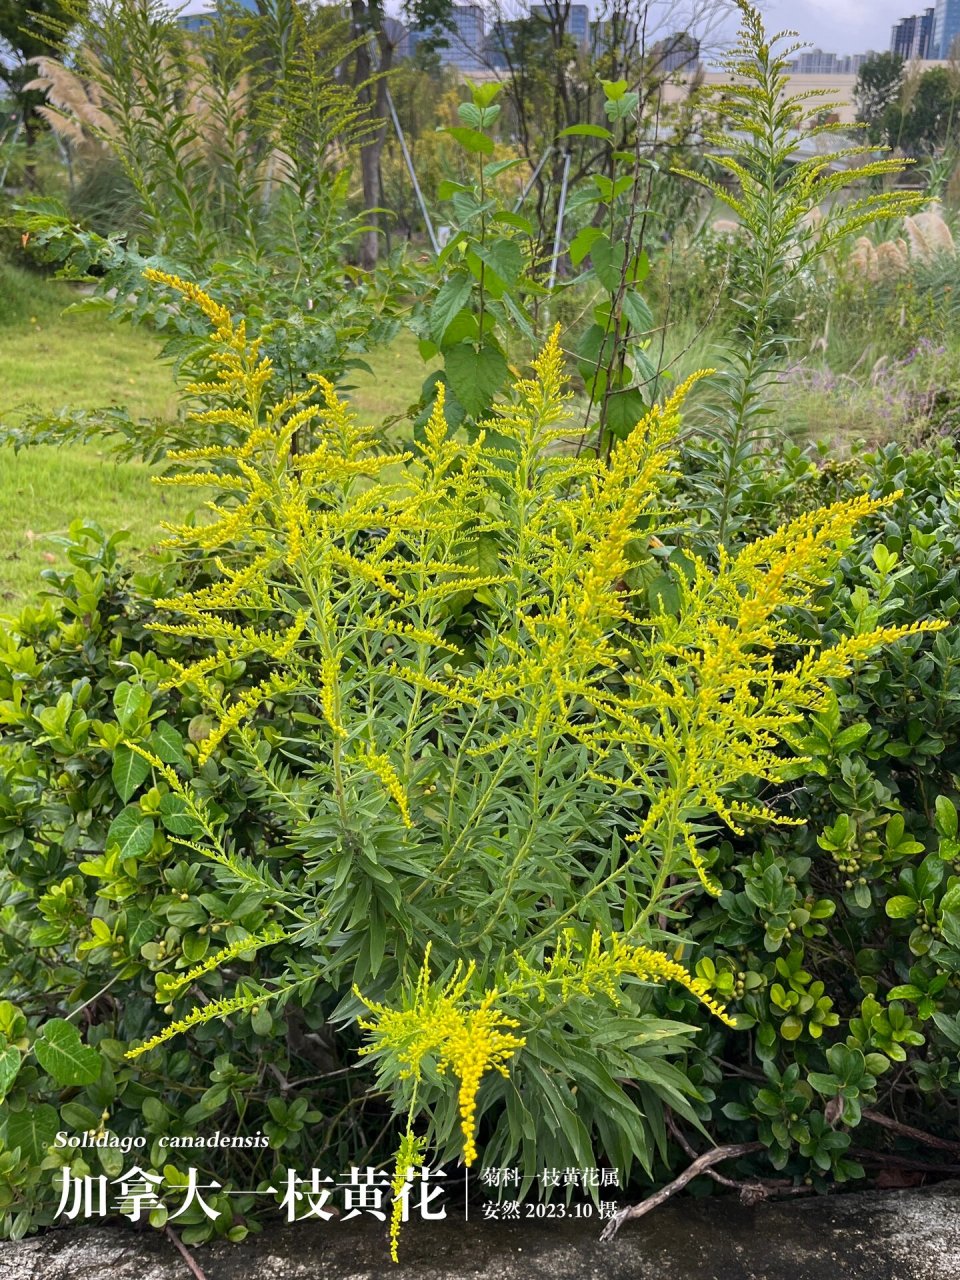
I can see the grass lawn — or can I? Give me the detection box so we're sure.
[1,280,188,609]
[0,275,429,608]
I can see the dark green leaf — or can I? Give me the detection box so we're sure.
[444,342,509,417]
[112,744,151,803]
[35,1019,101,1086]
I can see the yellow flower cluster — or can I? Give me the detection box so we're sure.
[353,744,413,828]
[356,946,525,1168]
[155,922,289,1004]
[507,928,736,1027]
[126,990,264,1059]
[133,272,944,1197]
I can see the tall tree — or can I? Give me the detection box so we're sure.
[348,0,455,268]
[881,64,960,154]
[0,0,85,186]
[854,52,905,144]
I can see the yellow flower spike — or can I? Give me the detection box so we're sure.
[143,268,232,332]
[389,1128,427,1263]
[354,744,413,828]
[356,951,524,1169]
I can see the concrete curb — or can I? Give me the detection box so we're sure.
[1,1180,959,1279]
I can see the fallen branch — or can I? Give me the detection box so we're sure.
[663,1117,810,1205]
[164,1225,208,1280]
[862,1109,960,1155]
[666,1116,742,1190]
[599,1141,764,1241]
[852,1148,960,1176]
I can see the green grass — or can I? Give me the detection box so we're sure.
[0,446,198,609]
[0,274,433,608]
[1,274,187,607]
[0,283,180,422]
[345,331,432,423]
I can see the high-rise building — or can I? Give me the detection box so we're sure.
[655,32,701,72]
[407,4,486,70]
[934,0,960,57]
[531,4,590,48]
[793,48,838,73]
[891,8,935,58]
[447,4,486,69]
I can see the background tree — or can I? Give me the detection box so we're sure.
[854,52,905,144]
[348,0,460,268]
[0,0,85,186]
[881,64,960,155]
[481,0,727,272]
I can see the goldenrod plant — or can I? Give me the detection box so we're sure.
[106,270,943,1255]
[674,0,924,548]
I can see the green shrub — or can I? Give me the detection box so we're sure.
[678,434,960,1183]
[1,266,944,1254]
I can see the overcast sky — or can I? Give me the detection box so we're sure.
[754,0,905,55]
[636,1,903,63]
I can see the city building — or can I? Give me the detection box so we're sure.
[934,0,960,57]
[654,32,701,72]
[531,4,590,48]
[788,49,877,74]
[167,0,256,32]
[407,3,486,70]
[890,8,935,58]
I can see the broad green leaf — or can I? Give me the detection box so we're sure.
[605,387,648,439]
[622,289,653,331]
[112,744,151,803]
[158,793,202,837]
[430,273,473,344]
[112,681,151,733]
[600,77,627,101]
[444,342,509,417]
[647,572,680,615]
[484,157,524,180]
[438,309,479,349]
[491,210,534,234]
[885,895,918,919]
[5,1104,58,1162]
[470,81,502,108]
[569,226,602,267]
[150,721,187,766]
[935,795,958,840]
[445,126,494,155]
[605,91,639,122]
[457,101,482,128]
[465,248,504,299]
[34,1019,101,1086]
[475,238,523,286]
[0,1039,20,1100]
[591,236,625,292]
[558,123,613,140]
[834,722,871,751]
[106,806,155,859]
[59,1101,100,1130]
[915,854,945,901]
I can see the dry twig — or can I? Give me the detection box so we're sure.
[164,1225,208,1280]
[862,1109,960,1155]
[599,1141,764,1241]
